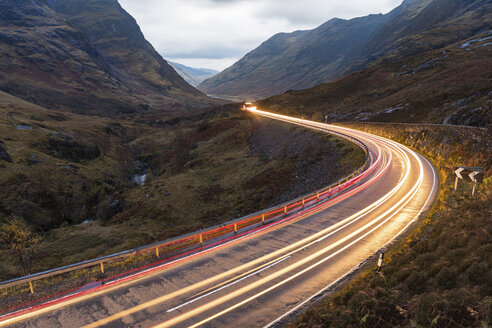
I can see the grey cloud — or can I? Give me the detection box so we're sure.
[255,0,402,25]
[119,0,403,70]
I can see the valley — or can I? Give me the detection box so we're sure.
[0,0,490,326]
[0,91,364,281]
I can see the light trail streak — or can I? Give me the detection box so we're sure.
[0,142,383,327]
[94,134,412,328]
[166,256,291,313]
[263,146,438,328]
[149,110,430,328]
[1,109,435,328]
[152,139,422,328]
[98,119,414,328]
[79,136,401,328]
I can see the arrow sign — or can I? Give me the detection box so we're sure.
[455,167,465,179]
[469,171,479,183]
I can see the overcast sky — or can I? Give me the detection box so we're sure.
[119,0,403,71]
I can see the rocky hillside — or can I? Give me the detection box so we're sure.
[199,0,491,100]
[0,91,364,280]
[0,0,220,116]
[257,29,492,126]
[169,61,218,87]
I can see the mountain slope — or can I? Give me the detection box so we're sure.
[363,0,492,64]
[257,30,492,126]
[199,16,386,99]
[168,61,218,87]
[0,0,219,116]
[199,0,491,100]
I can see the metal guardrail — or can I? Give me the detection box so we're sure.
[0,125,371,296]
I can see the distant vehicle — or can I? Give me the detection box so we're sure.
[241,103,256,111]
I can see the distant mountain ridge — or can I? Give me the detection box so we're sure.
[199,0,491,100]
[168,62,218,87]
[0,0,220,116]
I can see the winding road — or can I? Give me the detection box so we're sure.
[0,109,438,328]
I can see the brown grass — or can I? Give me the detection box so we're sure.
[0,93,364,281]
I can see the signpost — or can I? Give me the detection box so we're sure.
[454,167,483,196]
[454,167,464,191]
[377,252,384,271]
[469,171,479,196]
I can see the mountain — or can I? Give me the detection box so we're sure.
[199,0,491,100]
[199,15,386,100]
[168,62,218,87]
[257,29,492,126]
[0,0,220,116]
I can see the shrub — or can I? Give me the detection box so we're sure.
[487,301,492,326]
[414,293,442,326]
[436,266,456,290]
[405,271,427,294]
[348,290,373,314]
[96,199,111,223]
[445,289,476,325]
[465,262,488,284]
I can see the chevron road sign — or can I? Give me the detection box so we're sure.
[469,171,479,183]
[454,167,483,195]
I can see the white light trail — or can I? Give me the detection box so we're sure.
[151,111,428,328]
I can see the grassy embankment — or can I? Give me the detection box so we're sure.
[0,93,364,282]
[287,123,491,327]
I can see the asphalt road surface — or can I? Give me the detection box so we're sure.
[0,109,438,328]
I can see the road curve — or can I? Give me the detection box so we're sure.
[0,109,438,328]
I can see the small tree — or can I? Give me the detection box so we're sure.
[0,217,41,275]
